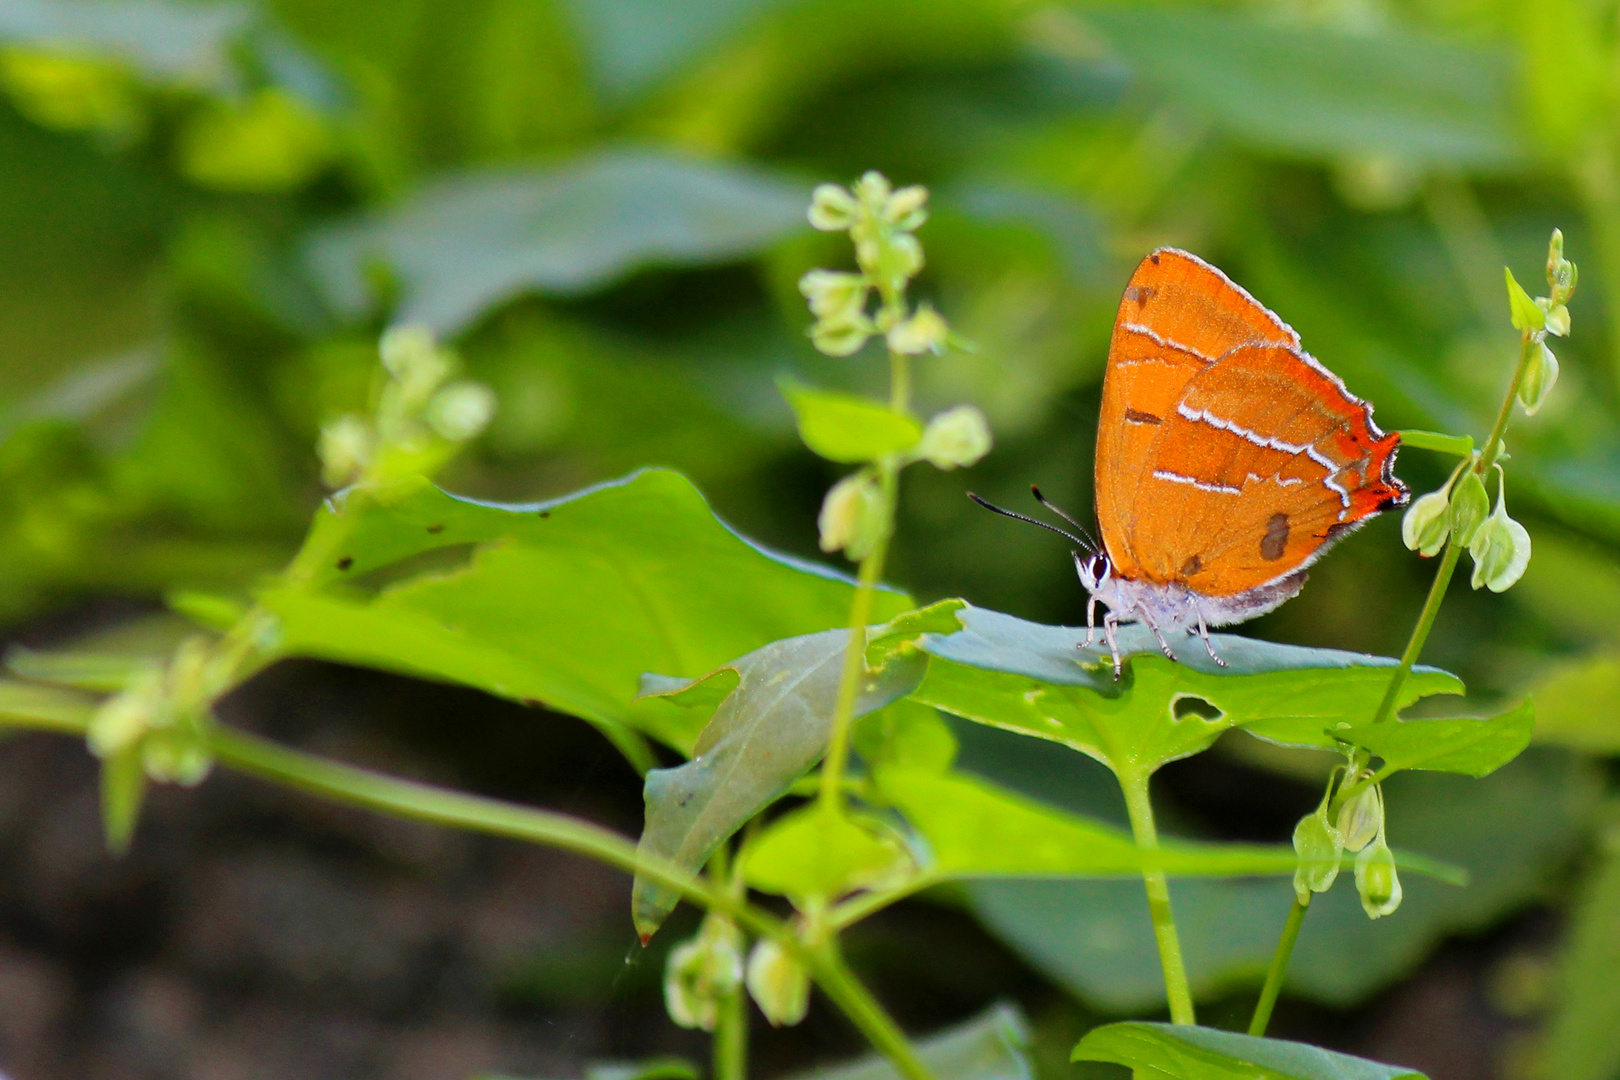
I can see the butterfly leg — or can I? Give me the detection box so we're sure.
[1102,612,1123,679]
[1143,613,1179,663]
[1194,607,1229,667]
[1082,594,1099,647]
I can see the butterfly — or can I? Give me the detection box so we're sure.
[975,248,1408,676]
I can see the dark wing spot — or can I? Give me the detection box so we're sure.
[1124,408,1163,425]
[426,523,445,534]
[1323,521,1354,541]
[1124,285,1159,307]
[1180,554,1203,576]
[336,556,354,571]
[1150,253,1161,264]
[1260,513,1289,561]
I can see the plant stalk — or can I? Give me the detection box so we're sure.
[1248,895,1310,1036]
[710,841,748,1080]
[810,941,936,1080]
[1120,767,1196,1025]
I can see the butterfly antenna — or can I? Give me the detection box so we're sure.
[967,492,1088,548]
[1029,486,1097,549]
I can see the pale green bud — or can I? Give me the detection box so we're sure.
[810,314,874,358]
[1518,342,1559,416]
[1546,229,1577,305]
[1542,303,1570,337]
[916,405,992,470]
[809,184,858,231]
[1402,489,1451,557]
[1292,804,1343,903]
[318,415,373,489]
[884,185,929,231]
[1447,471,1489,547]
[745,938,810,1027]
[88,668,164,757]
[798,269,868,322]
[426,381,496,441]
[1336,782,1382,853]
[818,472,886,561]
[1469,473,1531,592]
[663,914,744,1031]
[141,728,211,786]
[885,232,924,281]
[886,305,949,356]
[1355,837,1402,919]
[853,171,893,208]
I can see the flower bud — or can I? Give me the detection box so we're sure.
[818,472,886,561]
[1401,489,1451,556]
[810,314,874,358]
[88,668,164,758]
[1292,804,1343,903]
[916,405,991,470]
[426,381,496,441]
[853,171,892,208]
[1447,470,1489,547]
[883,185,929,230]
[1518,342,1559,416]
[798,270,868,322]
[1469,473,1531,592]
[1355,837,1402,919]
[808,183,857,231]
[1543,303,1570,338]
[746,938,810,1027]
[887,305,949,356]
[663,914,744,1031]
[885,233,924,281]
[318,415,373,489]
[1336,782,1382,853]
[1546,229,1577,305]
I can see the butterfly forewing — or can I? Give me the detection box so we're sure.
[1096,249,1301,580]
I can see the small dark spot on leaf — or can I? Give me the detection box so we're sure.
[537,510,551,518]
[522,698,542,709]
[677,795,692,807]
[1173,695,1222,721]
[426,523,445,534]
[336,557,353,571]
[1261,513,1289,561]
[1180,554,1202,577]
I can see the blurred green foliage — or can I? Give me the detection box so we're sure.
[3,0,1620,1069]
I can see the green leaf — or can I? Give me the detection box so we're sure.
[784,1003,1031,1080]
[99,741,146,855]
[1529,650,1620,753]
[1080,7,1520,167]
[1396,430,1475,456]
[854,699,958,773]
[874,767,1302,881]
[1073,1022,1425,1080]
[307,148,808,333]
[913,607,1463,778]
[1334,699,1534,776]
[0,0,251,91]
[743,803,913,901]
[259,469,912,757]
[1538,837,1620,1080]
[0,677,97,733]
[779,380,922,463]
[1505,267,1545,331]
[967,750,1597,1010]
[6,644,151,693]
[632,628,925,937]
[866,598,965,668]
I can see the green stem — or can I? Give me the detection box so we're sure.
[817,508,891,812]
[1120,767,1195,1025]
[811,941,936,1080]
[711,842,748,1080]
[1248,895,1310,1036]
[1364,540,1465,730]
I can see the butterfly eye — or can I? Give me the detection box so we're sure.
[1078,552,1110,588]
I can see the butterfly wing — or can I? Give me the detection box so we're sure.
[1096,249,1301,578]
[1128,342,1406,615]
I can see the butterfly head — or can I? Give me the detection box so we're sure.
[1075,549,1111,593]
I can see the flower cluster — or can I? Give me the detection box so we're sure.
[1293,768,1402,919]
[318,325,496,491]
[1400,231,1576,592]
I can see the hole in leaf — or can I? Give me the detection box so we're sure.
[1171,694,1222,722]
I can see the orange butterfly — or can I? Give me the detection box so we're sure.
[978,249,1408,676]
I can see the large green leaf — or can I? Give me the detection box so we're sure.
[780,381,922,464]
[632,627,925,937]
[967,750,1598,1010]
[0,0,250,90]
[1335,700,1534,777]
[785,1003,1031,1080]
[258,469,911,756]
[1078,6,1521,167]
[1074,1022,1425,1080]
[914,606,1463,776]
[306,148,808,333]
